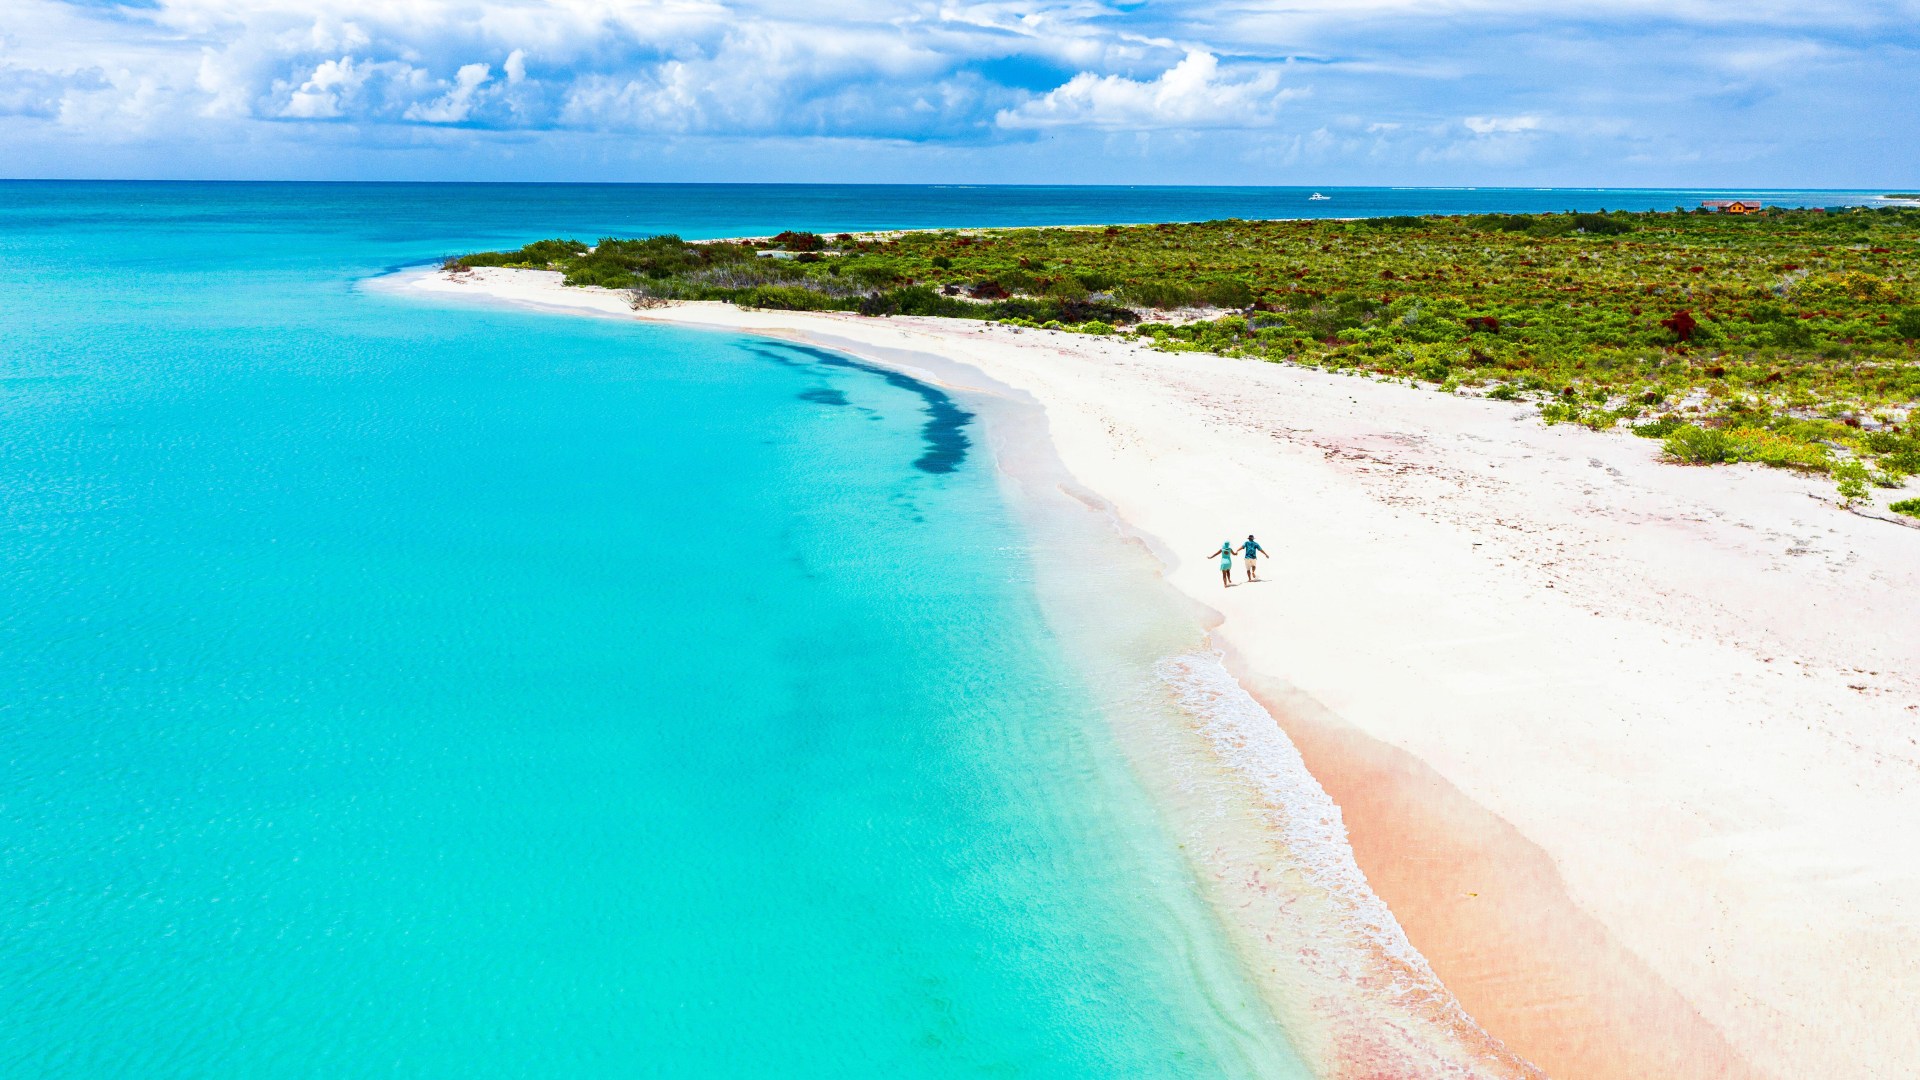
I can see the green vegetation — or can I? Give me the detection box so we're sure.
[1890,497,1920,519]
[455,205,1920,495]
[1833,459,1872,505]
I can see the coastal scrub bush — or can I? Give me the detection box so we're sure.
[1797,271,1904,305]
[1571,212,1633,235]
[520,238,591,265]
[1723,427,1831,470]
[458,237,588,269]
[1118,279,1201,310]
[1833,459,1871,505]
[1889,497,1920,519]
[1412,355,1452,383]
[1664,424,1733,463]
[1198,279,1256,308]
[460,208,1918,481]
[1854,431,1920,475]
[562,235,744,288]
[1045,276,1091,303]
[888,286,973,317]
[1762,319,1816,348]
[1664,423,1830,470]
[771,230,826,252]
[738,285,853,311]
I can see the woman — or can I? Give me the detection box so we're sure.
[1208,540,1238,587]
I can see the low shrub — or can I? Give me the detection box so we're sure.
[1198,278,1256,308]
[1726,427,1831,470]
[1833,459,1871,505]
[1120,279,1200,310]
[1664,424,1733,463]
[741,285,848,311]
[1889,497,1920,518]
[1571,213,1633,235]
[771,230,825,252]
[1667,423,1831,470]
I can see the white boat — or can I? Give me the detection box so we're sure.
[1309,192,1331,200]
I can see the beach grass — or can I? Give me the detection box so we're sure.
[456,206,1920,486]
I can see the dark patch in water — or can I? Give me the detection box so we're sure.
[797,387,849,406]
[746,343,973,475]
[751,347,805,369]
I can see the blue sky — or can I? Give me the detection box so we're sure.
[2,0,1916,184]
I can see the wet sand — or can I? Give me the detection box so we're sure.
[1238,663,1760,1080]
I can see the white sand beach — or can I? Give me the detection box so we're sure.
[398,266,1920,1080]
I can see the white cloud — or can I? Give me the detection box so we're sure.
[280,57,359,119]
[405,61,492,122]
[0,0,1913,181]
[273,55,433,119]
[1463,114,1541,135]
[0,64,107,118]
[997,51,1294,130]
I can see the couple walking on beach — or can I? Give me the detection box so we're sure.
[1209,535,1266,587]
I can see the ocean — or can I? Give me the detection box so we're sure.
[0,182,1888,1078]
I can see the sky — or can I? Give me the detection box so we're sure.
[2,0,1916,185]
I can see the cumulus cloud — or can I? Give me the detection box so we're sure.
[0,65,108,118]
[405,62,492,123]
[997,51,1294,130]
[1463,114,1542,135]
[0,0,1913,181]
[280,58,369,119]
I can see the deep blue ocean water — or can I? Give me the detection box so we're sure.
[0,182,1892,1078]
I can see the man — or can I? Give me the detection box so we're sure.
[1241,534,1266,581]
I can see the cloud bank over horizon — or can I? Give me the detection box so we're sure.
[1,0,1915,184]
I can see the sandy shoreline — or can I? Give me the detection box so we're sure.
[388,266,1920,1079]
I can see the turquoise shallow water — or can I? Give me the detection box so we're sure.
[1,185,1320,1077]
[6,181,1888,1078]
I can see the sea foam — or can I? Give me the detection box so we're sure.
[1154,651,1544,1079]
